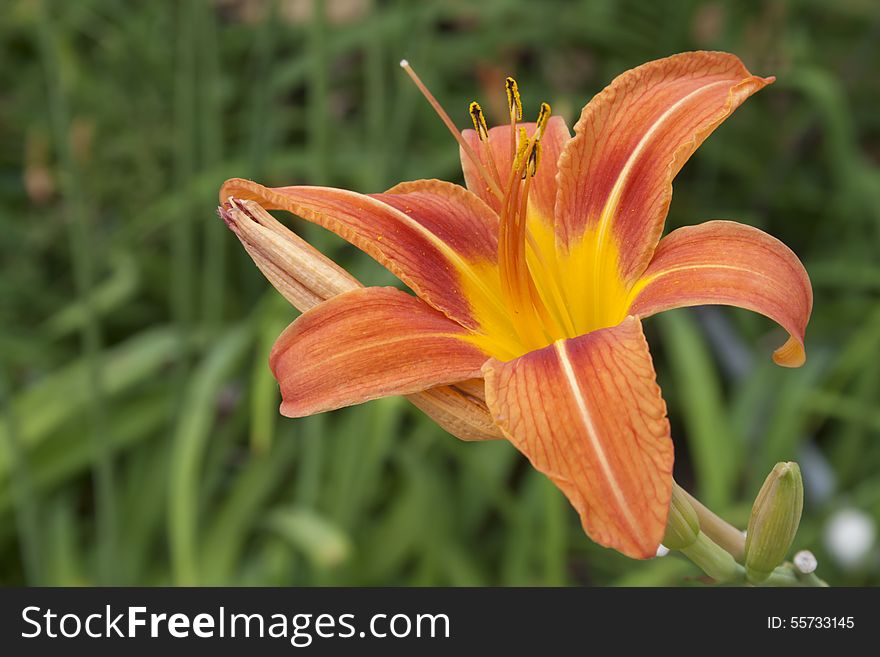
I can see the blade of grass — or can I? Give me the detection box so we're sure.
[168,324,252,585]
[656,311,738,509]
[541,475,567,586]
[171,0,197,389]
[0,369,42,584]
[748,358,827,490]
[198,0,227,330]
[249,294,289,454]
[264,506,352,571]
[0,327,182,481]
[44,492,85,586]
[294,414,327,508]
[310,0,330,186]
[364,10,386,190]
[42,251,140,339]
[200,431,298,583]
[0,394,172,519]
[36,0,115,584]
[829,365,879,487]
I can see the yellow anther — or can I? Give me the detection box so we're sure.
[505,77,522,121]
[527,141,541,177]
[535,102,551,138]
[512,127,530,172]
[469,101,489,141]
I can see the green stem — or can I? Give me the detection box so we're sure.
[677,483,746,562]
[672,483,829,587]
[679,532,828,586]
[680,533,741,582]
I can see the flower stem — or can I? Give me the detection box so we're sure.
[671,481,829,586]
[678,531,828,586]
[679,533,741,582]
[676,482,745,562]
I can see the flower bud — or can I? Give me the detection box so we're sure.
[745,461,804,583]
[663,484,701,550]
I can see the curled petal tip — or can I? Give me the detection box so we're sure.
[629,221,812,370]
[216,204,231,225]
[772,337,806,368]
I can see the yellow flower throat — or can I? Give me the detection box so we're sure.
[401,62,631,361]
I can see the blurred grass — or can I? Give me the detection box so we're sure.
[1,0,879,586]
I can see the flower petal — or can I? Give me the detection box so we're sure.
[221,178,501,331]
[407,379,502,442]
[271,286,488,417]
[220,199,361,309]
[221,198,502,440]
[555,51,773,284]
[628,221,813,367]
[483,317,674,558]
[460,115,571,222]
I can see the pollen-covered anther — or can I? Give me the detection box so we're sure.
[469,101,489,141]
[505,77,522,121]
[512,127,531,173]
[526,141,541,178]
[535,101,551,138]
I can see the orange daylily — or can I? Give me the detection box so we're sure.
[219,51,812,559]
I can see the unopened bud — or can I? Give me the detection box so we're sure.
[663,484,701,550]
[745,461,804,583]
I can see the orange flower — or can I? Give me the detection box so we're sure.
[219,52,812,559]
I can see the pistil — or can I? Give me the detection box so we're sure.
[400,60,502,201]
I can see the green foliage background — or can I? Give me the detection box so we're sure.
[2,0,879,586]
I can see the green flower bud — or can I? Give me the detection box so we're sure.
[663,484,701,550]
[745,462,804,583]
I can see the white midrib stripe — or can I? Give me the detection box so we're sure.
[625,262,776,308]
[553,340,644,544]
[593,79,732,250]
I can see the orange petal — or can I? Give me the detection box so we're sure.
[628,220,813,367]
[461,115,570,221]
[555,51,773,284]
[271,286,488,417]
[221,178,499,331]
[483,317,674,559]
[220,198,502,440]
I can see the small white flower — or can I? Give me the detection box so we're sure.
[824,508,876,569]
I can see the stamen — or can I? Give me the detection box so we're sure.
[526,141,540,178]
[535,102,551,138]
[400,60,502,200]
[505,77,521,163]
[469,101,489,141]
[470,101,504,191]
[505,77,523,121]
[512,127,530,173]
